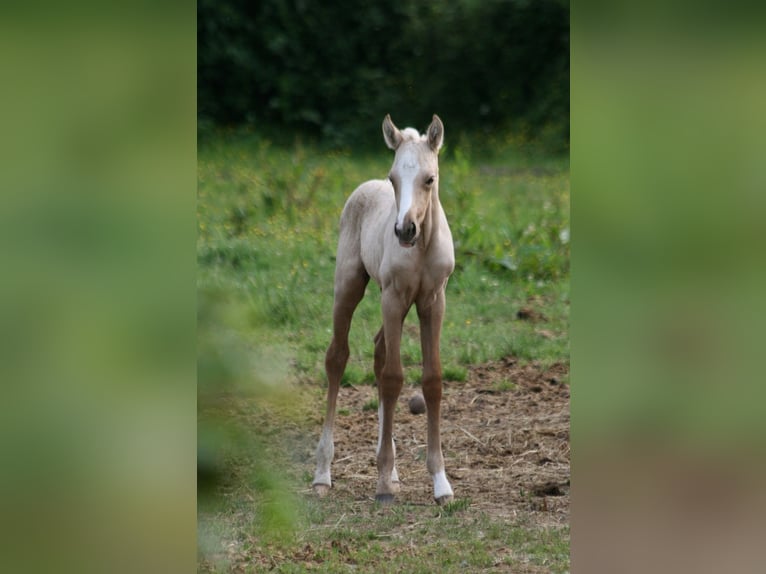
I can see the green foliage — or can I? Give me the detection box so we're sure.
[197,289,305,548]
[198,0,569,150]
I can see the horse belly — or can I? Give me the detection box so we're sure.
[359,220,390,286]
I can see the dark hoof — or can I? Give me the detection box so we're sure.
[435,494,454,506]
[375,493,396,505]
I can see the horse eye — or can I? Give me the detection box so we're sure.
[425,176,435,186]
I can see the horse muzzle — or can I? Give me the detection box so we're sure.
[394,221,417,247]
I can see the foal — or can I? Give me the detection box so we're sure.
[313,114,455,505]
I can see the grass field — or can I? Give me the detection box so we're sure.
[198,128,570,572]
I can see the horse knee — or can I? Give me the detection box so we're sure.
[325,342,349,375]
[379,371,403,401]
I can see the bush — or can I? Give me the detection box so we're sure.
[198,0,569,150]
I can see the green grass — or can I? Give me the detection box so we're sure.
[200,493,570,574]
[494,379,517,392]
[198,130,569,383]
[197,128,569,572]
[362,398,379,412]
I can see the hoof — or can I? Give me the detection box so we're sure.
[313,483,331,498]
[375,493,396,505]
[435,494,454,506]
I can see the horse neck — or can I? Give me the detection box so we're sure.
[422,187,444,251]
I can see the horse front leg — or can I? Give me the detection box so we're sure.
[375,290,406,503]
[417,288,454,505]
[313,270,368,496]
[374,326,400,490]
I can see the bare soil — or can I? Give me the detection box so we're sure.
[321,357,570,526]
[200,357,570,573]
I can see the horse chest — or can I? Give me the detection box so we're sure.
[380,256,450,306]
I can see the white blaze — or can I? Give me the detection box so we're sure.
[395,148,419,227]
[397,183,414,227]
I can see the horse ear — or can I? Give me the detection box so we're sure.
[427,114,444,152]
[382,114,402,150]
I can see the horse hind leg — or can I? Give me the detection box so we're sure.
[313,265,369,496]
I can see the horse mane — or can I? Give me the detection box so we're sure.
[400,127,423,142]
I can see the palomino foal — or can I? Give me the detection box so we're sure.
[313,114,455,504]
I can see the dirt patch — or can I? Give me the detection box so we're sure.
[320,356,570,526]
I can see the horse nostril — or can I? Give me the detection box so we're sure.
[394,222,416,242]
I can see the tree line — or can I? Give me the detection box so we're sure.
[198,0,569,149]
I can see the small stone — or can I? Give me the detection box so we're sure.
[408,393,426,415]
